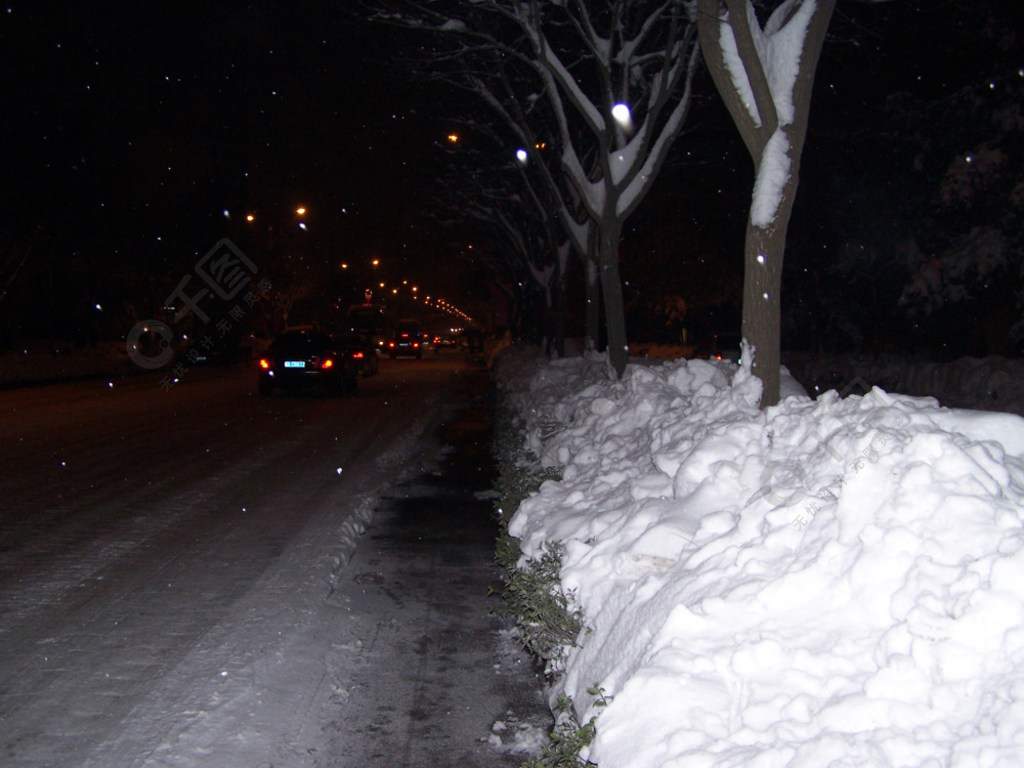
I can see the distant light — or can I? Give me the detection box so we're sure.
[611,103,631,126]
[515,148,528,165]
[94,303,103,311]
[447,133,459,144]
[371,258,380,266]
[298,222,307,230]
[296,206,306,216]
[222,209,231,219]
[340,262,348,269]
[246,213,255,222]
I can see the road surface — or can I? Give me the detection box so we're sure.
[0,354,549,767]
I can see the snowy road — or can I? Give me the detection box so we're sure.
[0,356,539,766]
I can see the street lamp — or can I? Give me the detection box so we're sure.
[612,102,633,141]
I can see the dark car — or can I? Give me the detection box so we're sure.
[345,304,393,356]
[336,331,379,377]
[257,330,360,395]
[431,329,460,351]
[387,319,425,359]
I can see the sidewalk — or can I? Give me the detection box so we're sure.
[322,372,552,766]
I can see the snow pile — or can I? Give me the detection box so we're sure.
[788,352,1024,417]
[497,347,1024,767]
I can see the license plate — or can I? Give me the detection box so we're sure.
[284,360,306,368]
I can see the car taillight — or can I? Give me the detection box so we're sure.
[259,358,271,370]
[412,342,420,348]
[352,351,364,359]
[320,358,334,370]
[388,341,396,348]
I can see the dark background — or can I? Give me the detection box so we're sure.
[1,1,1021,356]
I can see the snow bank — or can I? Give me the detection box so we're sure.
[788,352,1024,417]
[496,347,1024,767]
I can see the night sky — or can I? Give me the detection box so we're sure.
[1,2,455,306]
[2,1,1021,348]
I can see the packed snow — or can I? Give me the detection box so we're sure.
[495,345,1024,767]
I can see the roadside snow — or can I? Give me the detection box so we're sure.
[497,346,1024,767]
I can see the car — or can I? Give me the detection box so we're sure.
[345,304,393,356]
[387,319,425,359]
[700,332,743,363]
[431,330,460,351]
[257,330,360,395]
[336,331,379,377]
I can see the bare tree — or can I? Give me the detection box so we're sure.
[697,0,835,406]
[369,0,702,376]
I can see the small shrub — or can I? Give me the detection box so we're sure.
[520,691,607,768]
[494,541,584,667]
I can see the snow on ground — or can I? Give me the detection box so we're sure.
[496,345,1024,767]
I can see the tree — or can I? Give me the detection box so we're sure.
[697,0,835,406]
[895,70,1024,356]
[368,0,702,376]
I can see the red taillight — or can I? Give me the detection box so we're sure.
[352,351,364,360]
[259,358,271,370]
[388,341,396,349]
[320,358,334,370]
[412,342,420,349]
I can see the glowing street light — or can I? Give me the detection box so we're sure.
[296,206,307,216]
[515,148,528,165]
[611,103,631,126]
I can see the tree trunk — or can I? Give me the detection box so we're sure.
[742,222,784,406]
[584,256,600,352]
[552,270,567,357]
[597,217,628,377]
[744,130,803,407]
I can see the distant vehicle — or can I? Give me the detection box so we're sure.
[257,330,360,396]
[431,330,460,350]
[345,304,393,356]
[387,319,425,359]
[335,331,379,377]
[699,332,743,363]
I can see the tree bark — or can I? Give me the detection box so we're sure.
[597,217,628,376]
